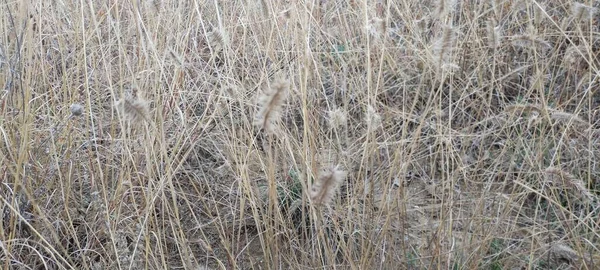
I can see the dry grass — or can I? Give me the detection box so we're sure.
[1,0,599,269]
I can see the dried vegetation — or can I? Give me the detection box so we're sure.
[1,0,599,269]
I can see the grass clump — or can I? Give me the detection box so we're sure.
[1,0,599,269]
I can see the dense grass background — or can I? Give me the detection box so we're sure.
[1,0,599,269]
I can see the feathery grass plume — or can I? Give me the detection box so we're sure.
[365,105,382,129]
[260,0,270,18]
[415,16,431,35]
[280,8,292,20]
[146,0,162,12]
[433,25,456,67]
[168,48,184,66]
[486,19,502,49]
[576,72,593,91]
[550,110,588,128]
[115,97,151,123]
[491,0,502,18]
[206,30,226,52]
[366,17,386,41]
[327,108,347,129]
[363,176,372,196]
[310,166,346,206]
[571,2,596,21]
[564,45,585,66]
[191,237,214,253]
[254,79,290,134]
[511,1,526,11]
[511,34,551,49]
[526,110,540,129]
[547,243,592,266]
[440,63,460,74]
[533,3,546,26]
[434,0,456,19]
[544,167,594,203]
[504,104,542,115]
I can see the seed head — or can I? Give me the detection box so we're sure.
[366,17,386,40]
[254,79,290,134]
[115,97,150,123]
[327,108,348,129]
[486,19,502,49]
[206,30,226,52]
[310,166,346,206]
[433,25,456,68]
[434,0,457,19]
[572,2,596,21]
[365,105,382,129]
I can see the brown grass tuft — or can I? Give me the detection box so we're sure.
[254,79,290,134]
[310,166,346,206]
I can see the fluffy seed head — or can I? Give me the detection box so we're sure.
[206,30,226,52]
[549,243,580,264]
[254,79,290,134]
[365,105,382,129]
[491,0,502,17]
[433,25,456,67]
[571,2,596,21]
[366,17,386,40]
[115,97,150,123]
[440,63,461,74]
[511,1,526,11]
[434,0,457,19]
[511,35,551,49]
[310,166,346,206]
[504,104,542,115]
[486,19,502,49]
[260,0,270,18]
[280,8,292,20]
[550,110,588,128]
[544,167,594,202]
[564,45,585,66]
[327,108,348,129]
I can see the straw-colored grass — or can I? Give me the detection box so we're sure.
[1,0,599,269]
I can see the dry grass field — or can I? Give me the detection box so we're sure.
[1,0,600,269]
